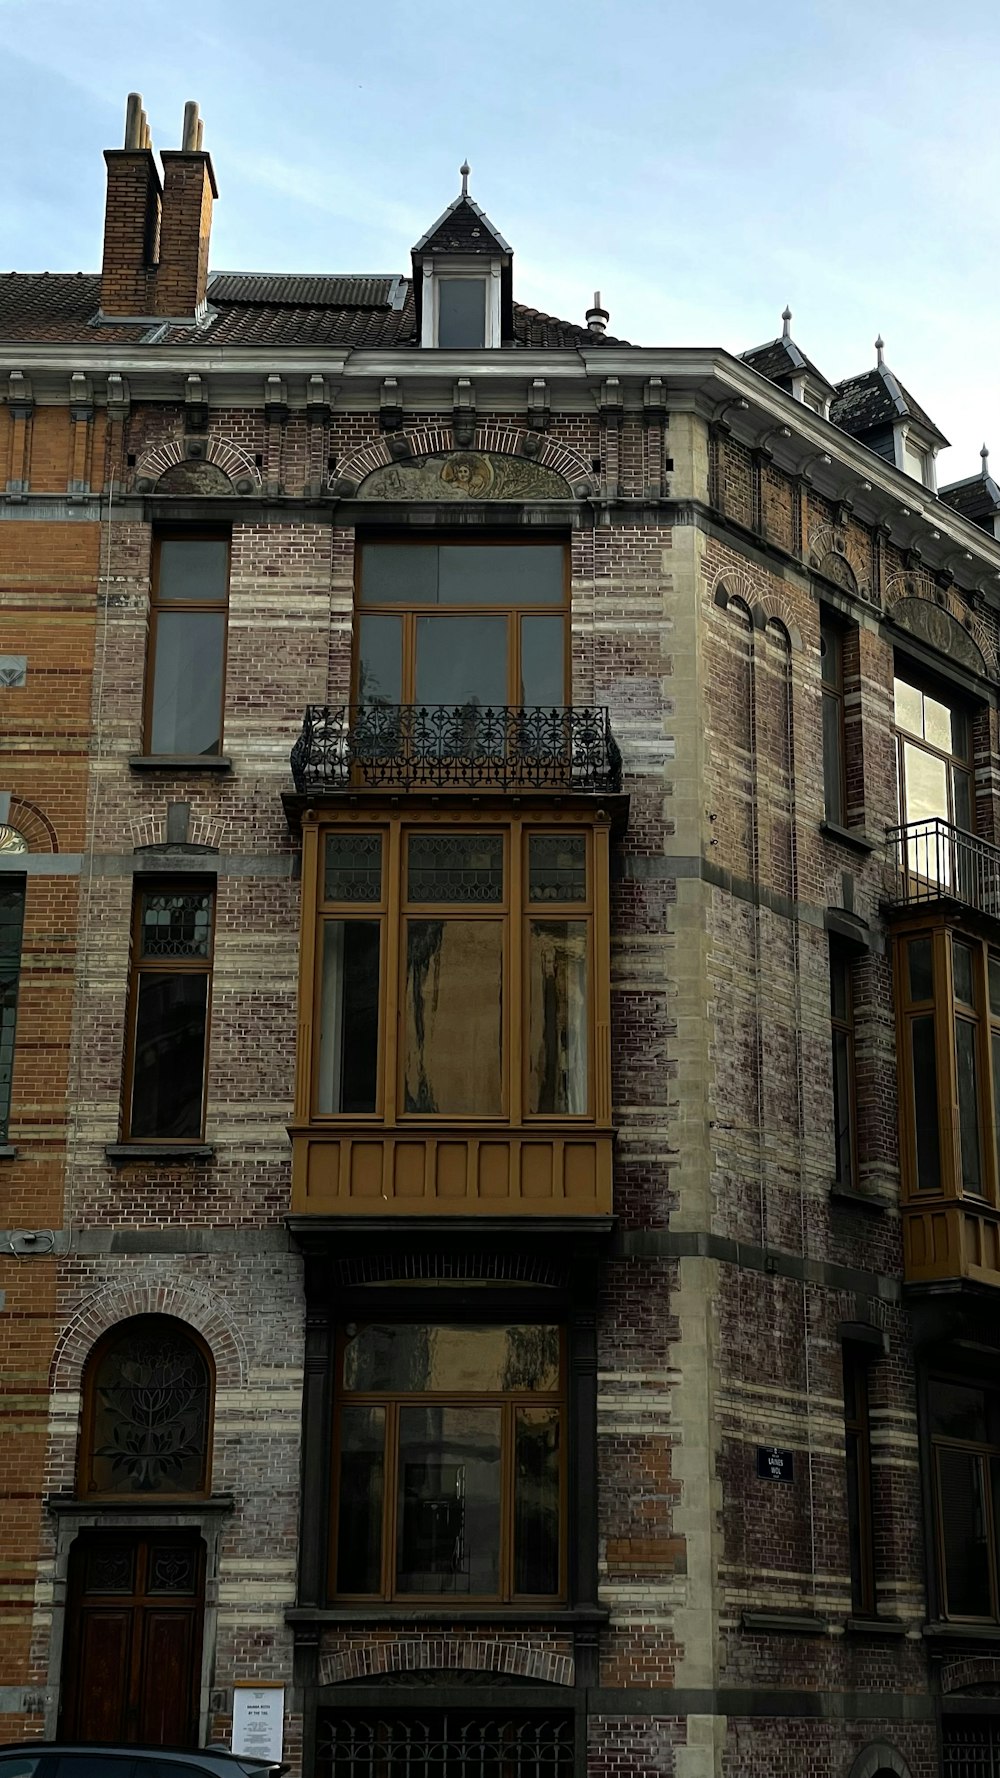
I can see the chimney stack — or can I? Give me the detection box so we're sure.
[100,94,218,321]
[156,100,217,318]
[100,93,161,317]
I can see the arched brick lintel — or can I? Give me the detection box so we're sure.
[709,567,802,649]
[133,435,261,491]
[332,425,596,496]
[942,1655,1000,1693]
[847,1741,912,1778]
[8,797,57,853]
[50,1280,249,1393]
[319,1639,575,1689]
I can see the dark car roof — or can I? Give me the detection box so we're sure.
[0,1747,283,1776]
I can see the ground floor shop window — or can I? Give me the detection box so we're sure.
[316,1711,574,1777]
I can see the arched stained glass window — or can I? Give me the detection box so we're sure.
[80,1315,213,1497]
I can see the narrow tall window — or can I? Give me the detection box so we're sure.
[830,948,858,1188]
[821,616,847,825]
[843,1349,876,1616]
[929,1376,1000,1622]
[0,879,25,1142]
[145,534,229,756]
[125,884,215,1141]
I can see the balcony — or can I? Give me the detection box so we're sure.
[886,818,1000,922]
[290,704,622,797]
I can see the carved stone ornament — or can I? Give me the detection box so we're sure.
[356,450,572,501]
[154,459,234,496]
[817,550,858,594]
[892,596,987,677]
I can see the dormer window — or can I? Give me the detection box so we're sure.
[903,434,932,488]
[436,270,490,348]
[412,168,513,351]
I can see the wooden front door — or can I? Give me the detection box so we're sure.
[61,1530,204,1747]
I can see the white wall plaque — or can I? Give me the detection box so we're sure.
[232,1684,285,1763]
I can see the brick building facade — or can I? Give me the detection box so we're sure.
[1,94,1000,1777]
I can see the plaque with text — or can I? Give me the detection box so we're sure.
[756,1446,794,1483]
[232,1685,284,1763]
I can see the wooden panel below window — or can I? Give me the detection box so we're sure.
[290,1129,613,1216]
[903,1200,1000,1286]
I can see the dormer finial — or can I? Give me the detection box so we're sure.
[460,160,470,198]
[781,305,792,340]
[983,443,991,478]
[875,334,885,367]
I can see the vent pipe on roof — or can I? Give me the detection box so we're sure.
[123,92,151,150]
[586,291,609,336]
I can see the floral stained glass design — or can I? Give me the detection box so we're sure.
[87,1318,211,1495]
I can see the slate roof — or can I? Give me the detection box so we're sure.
[939,467,1000,530]
[411,195,512,258]
[830,365,948,447]
[0,271,627,350]
[742,335,834,393]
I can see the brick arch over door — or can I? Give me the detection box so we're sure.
[132,435,262,493]
[331,425,597,497]
[847,1743,913,1778]
[319,1639,574,1689]
[50,1280,249,1395]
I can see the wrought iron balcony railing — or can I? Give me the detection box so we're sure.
[290,703,623,795]
[886,817,1000,918]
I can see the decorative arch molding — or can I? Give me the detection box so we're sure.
[332,426,596,499]
[847,1743,912,1778]
[7,797,57,853]
[133,435,261,495]
[319,1639,574,1689]
[942,1655,1000,1693]
[807,522,873,604]
[709,566,802,648]
[50,1279,248,1394]
[884,570,996,678]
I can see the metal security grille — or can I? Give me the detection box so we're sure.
[317,1712,574,1777]
[944,1718,1000,1778]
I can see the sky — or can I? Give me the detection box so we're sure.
[0,0,997,481]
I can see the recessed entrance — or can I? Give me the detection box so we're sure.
[60,1528,204,1746]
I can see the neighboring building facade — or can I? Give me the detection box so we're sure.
[4,93,1000,1778]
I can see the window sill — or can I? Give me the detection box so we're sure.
[286,1605,609,1627]
[128,755,232,772]
[105,1143,215,1164]
[819,820,878,855]
[740,1609,827,1635]
[923,1620,1000,1644]
[829,1182,886,1213]
[46,1492,235,1516]
[845,1616,908,1637]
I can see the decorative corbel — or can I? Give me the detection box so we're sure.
[263,374,288,496]
[379,377,404,434]
[69,372,93,423]
[305,374,332,497]
[598,377,624,431]
[264,374,289,427]
[6,370,33,419]
[5,371,32,497]
[184,373,209,433]
[68,372,94,498]
[452,378,477,449]
[527,379,550,434]
[106,373,130,421]
[642,377,668,428]
[833,497,854,529]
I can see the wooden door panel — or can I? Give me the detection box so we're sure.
[138,1610,198,1745]
[65,1608,132,1741]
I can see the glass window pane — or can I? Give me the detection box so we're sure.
[822,691,845,824]
[139,890,212,959]
[515,1407,561,1595]
[952,706,971,761]
[929,1380,988,1442]
[990,958,1000,1018]
[832,1026,855,1186]
[829,953,849,1023]
[908,938,934,1002]
[358,613,403,705]
[437,279,486,349]
[317,922,380,1114]
[529,835,587,903]
[89,1322,210,1495]
[149,610,225,756]
[954,941,976,1007]
[130,974,208,1140]
[953,768,973,833]
[911,1014,942,1191]
[335,1405,385,1594]
[820,623,841,689]
[845,1428,864,1611]
[528,921,588,1115]
[407,833,503,904]
[396,1405,501,1594]
[903,740,949,825]
[956,1017,983,1195]
[521,614,566,706]
[414,614,507,706]
[324,834,383,903]
[924,692,953,753]
[157,538,228,604]
[404,920,503,1115]
[438,545,565,607]
[343,1325,560,1394]
[361,545,440,606]
[938,1447,992,1617]
[894,676,923,737]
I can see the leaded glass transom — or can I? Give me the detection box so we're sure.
[407,833,503,903]
[139,890,213,958]
[85,1317,211,1495]
[528,834,586,902]
[325,833,383,903]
